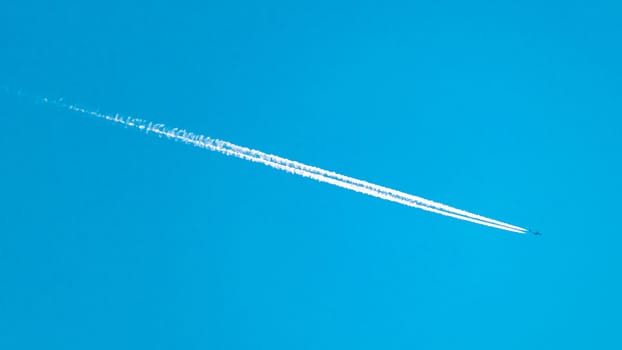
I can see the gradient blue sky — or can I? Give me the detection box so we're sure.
[2,1,621,349]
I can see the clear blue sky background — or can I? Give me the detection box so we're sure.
[1,1,621,349]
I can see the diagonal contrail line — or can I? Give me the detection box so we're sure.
[43,98,527,234]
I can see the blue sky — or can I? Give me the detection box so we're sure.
[1,1,621,348]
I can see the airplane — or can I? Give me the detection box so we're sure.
[528,229,542,236]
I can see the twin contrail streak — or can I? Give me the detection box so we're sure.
[44,98,527,234]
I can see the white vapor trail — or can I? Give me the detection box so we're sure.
[45,98,527,234]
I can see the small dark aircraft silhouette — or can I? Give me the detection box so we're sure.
[529,229,542,236]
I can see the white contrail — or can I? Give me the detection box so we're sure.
[43,98,527,234]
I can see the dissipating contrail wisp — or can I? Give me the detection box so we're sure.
[41,97,528,234]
